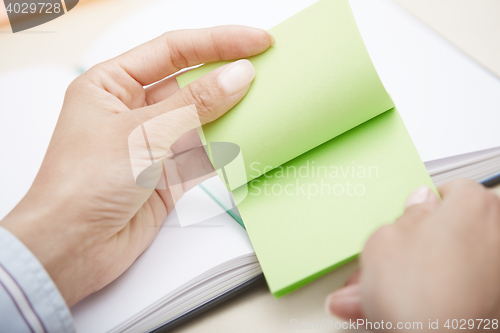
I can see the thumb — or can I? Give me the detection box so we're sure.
[126,60,255,189]
[395,186,441,225]
[140,59,256,125]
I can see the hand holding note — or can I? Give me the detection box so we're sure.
[0,26,273,306]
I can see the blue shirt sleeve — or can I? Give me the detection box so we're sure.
[0,226,75,333]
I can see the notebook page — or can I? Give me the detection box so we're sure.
[71,185,256,333]
[350,0,500,161]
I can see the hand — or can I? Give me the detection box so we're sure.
[326,179,500,329]
[0,26,274,307]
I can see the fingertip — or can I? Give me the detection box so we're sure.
[236,26,275,55]
[266,30,276,46]
[252,27,275,47]
[325,285,364,320]
[325,293,336,316]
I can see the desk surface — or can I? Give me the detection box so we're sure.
[1,1,499,332]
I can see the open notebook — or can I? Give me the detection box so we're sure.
[1,0,500,332]
[70,183,261,333]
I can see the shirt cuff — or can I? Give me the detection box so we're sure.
[0,226,75,333]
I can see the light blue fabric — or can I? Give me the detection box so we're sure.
[0,226,75,333]
[0,284,33,333]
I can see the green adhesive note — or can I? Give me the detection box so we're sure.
[177,0,435,297]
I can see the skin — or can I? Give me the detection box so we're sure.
[0,25,274,307]
[1,24,498,327]
[327,180,500,330]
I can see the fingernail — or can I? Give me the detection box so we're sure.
[218,59,256,96]
[405,185,431,209]
[259,28,275,46]
[268,32,276,46]
[325,285,361,317]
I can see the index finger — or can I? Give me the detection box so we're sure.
[109,25,274,86]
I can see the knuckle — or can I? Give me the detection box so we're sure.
[66,76,84,94]
[165,32,190,71]
[81,63,112,89]
[185,81,216,118]
[82,62,145,109]
[209,29,227,60]
[65,74,93,99]
[84,63,106,82]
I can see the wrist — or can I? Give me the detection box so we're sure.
[0,190,86,306]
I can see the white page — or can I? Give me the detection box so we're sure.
[426,147,500,175]
[0,65,78,219]
[349,0,500,161]
[81,0,500,164]
[71,185,255,333]
[175,178,228,226]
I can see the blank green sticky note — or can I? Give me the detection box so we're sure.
[177,0,435,297]
[232,108,434,296]
[178,0,394,189]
